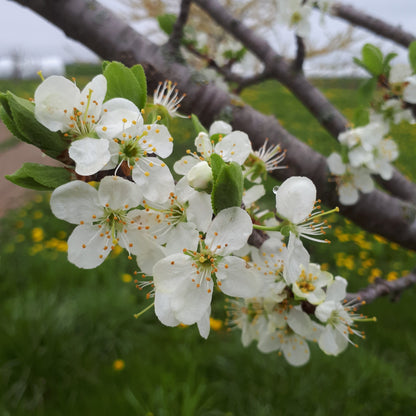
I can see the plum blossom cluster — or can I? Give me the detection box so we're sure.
[276,0,334,38]
[4,67,371,367]
[327,121,398,205]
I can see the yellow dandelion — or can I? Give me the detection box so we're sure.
[31,227,44,243]
[209,317,223,331]
[33,210,43,220]
[112,359,125,371]
[121,273,133,283]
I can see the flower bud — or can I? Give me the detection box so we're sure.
[187,161,213,191]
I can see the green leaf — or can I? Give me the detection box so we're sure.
[353,107,370,127]
[103,61,147,110]
[130,64,147,110]
[210,154,243,215]
[358,77,377,104]
[361,44,384,76]
[191,114,208,135]
[7,92,68,158]
[6,163,71,191]
[157,13,177,35]
[408,41,416,73]
[0,105,22,141]
[383,52,398,75]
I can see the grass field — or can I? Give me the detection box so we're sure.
[0,73,415,415]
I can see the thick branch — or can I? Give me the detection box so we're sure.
[194,0,416,205]
[346,270,416,304]
[331,3,416,48]
[10,0,416,252]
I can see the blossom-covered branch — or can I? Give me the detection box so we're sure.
[11,0,416,251]
[331,2,416,48]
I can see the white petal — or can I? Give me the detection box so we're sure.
[143,124,173,158]
[242,184,265,207]
[50,180,102,224]
[209,120,232,136]
[287,308,313,338]
[216,257,261,298]
[338,183,359,205]
[257,331,281,353]
[327,152,346,175]
[197,307,211,339]
[67,224,110,269]
[282,335,310,366]
[133,157,175,203]
[214,131,252,165]
[318,326,348,356]
[274,176,316,224]
[164,223,200,256]
[154,291,181,327]
[283,233,310,285]
[80,74,107,119]
[326,276,347,302]
[205,207,252,255]
[173,155,199,175]
[98,175,142,210]
[195,132,213,158]
[69,137,111,176]
[403,76,416,104]
[34,75,80,132]
[353,169,374,193]
[186,190,213,233]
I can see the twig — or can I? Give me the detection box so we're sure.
[346,270,416,305]
[331,2,415,48]
[166,0,193,54]
[292,35,305,73]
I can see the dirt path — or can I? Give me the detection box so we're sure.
[0,121,59,217]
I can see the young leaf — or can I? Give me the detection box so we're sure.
[157,13,177,35]
[130,64,147,110]
[408,41,416,73]
[7,92,68,158]
[191,114,208,135]
[103,61,146,110]
[361,44,383,76]
[353,107,370,127]
[383,52,398,75]
[210,154,243,214]
[358,77,377,105]
[6,163,71,191]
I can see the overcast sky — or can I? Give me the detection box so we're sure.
[0,0,414,72]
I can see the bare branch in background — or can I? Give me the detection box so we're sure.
[331,2,416,48]
[346,270,416,305]
[194,0,416,206]
[292,35,306,72]
[166,0,193,54]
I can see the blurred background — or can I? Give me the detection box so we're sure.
[1,1,416,415]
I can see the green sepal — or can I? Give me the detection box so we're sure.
[157,13,177,35]
[210,153,243,215]
[5,92,68,158]
[191,114,208,135]
[280,225,291,238]
[408,41,416,73]
[103,61,147,110]
[5,163,71,191]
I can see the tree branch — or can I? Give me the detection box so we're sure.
[292,35,305,73]
[166,0,193,54]
[331,2,416,48]
[194,0,416,205]
[346,270,416,305]
[9,0,416,252]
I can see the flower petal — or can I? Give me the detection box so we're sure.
[98,175,142,210]
[69,137,110,176]
[214,131,252,165]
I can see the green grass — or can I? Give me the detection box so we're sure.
[1,77,416,415]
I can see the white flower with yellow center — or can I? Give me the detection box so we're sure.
[153,207,261,338]
[173,121,252,182]
[50,176,164,272]
[34,74,141,176]
[315,276,372,356]
[105,115,175,203]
